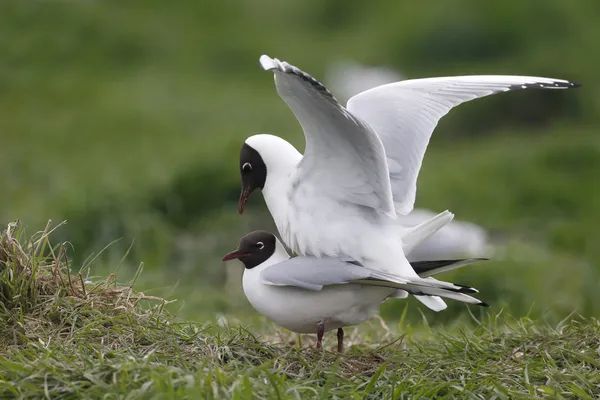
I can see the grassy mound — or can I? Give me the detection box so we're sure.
[0,222,599,398]
[0,222,207,397]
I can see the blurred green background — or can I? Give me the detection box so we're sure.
[0,0,598,326]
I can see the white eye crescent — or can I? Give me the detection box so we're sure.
[256,241,264,250]
[242,162,252,172]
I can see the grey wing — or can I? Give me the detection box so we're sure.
[260,55,396,217]
[259,256,487,306]
[259,257,374,291]
[259,256,471,292]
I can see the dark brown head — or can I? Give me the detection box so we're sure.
[221,230,276,269]
[238,142,267,215]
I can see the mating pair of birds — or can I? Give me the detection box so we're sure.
[221,55,579,352]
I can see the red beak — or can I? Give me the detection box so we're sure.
[221,249,249,262]
[238,186,251,215]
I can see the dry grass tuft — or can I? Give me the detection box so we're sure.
[0,221,176,352]
[0,221,163,315]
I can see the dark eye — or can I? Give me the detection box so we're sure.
[256,241,264,250]
[242,162,252,172]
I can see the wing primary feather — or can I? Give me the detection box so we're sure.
[260,54,338,102]
[508,80,581,90]
[352,279,487,306]
[410,258,489,278]
[361,276,478,294]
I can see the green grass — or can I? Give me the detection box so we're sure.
[2,224,600,399]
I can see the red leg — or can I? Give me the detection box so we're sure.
[316,322,325,350]
[337,328,344,353]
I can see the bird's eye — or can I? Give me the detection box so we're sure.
[256,241,264,250]
[242,162,252,172]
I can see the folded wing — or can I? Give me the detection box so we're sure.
[260,256,487,306]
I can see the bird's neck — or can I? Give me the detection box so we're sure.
[262,156,300,242]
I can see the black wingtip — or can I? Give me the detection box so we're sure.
[270,58,338,101]
[453,284,478,294]
[569,81,582,88]
[478,301,490,308]
[509,80,582,90]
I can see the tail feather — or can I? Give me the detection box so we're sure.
[401,210,454,255]
[409,276,478,294]
[404,285,488,306]
[411,258,488,278]
[414,295,447,311]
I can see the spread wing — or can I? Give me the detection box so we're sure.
[260,55,396,217]
[346,75,580,214]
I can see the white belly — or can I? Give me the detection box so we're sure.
[243,271,393,334]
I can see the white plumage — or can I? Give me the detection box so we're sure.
[224,231,486,337]
[240,55,577,311]
[324,60,491,260]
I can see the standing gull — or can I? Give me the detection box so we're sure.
[222,231,488,351]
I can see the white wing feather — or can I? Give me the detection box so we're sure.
[346,75,579,215]
[260,55,397,217]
